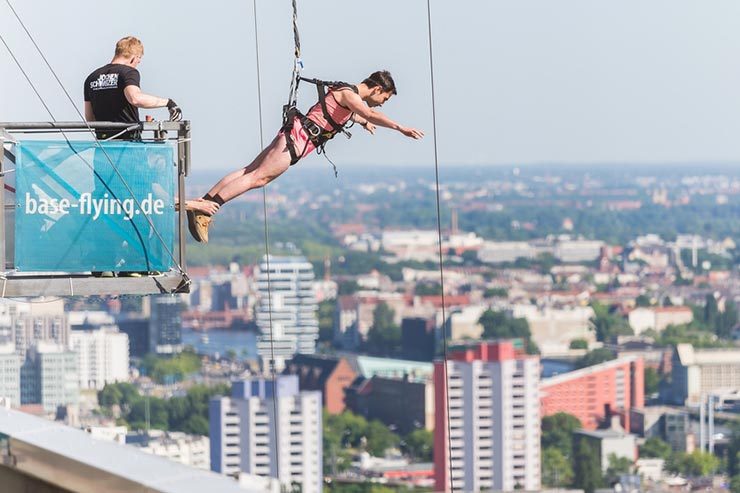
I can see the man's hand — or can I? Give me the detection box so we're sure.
[167,99,182,121]
[362,122,377,135]
[400,126,424,139]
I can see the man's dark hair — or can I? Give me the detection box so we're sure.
[363,70,397,95]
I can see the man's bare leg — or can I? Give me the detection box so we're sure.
[206,133,292,204]
[186,134,293,243]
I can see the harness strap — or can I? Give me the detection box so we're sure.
[281,76,358,169]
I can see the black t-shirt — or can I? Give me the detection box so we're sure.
[84,64,141,137]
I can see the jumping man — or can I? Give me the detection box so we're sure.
[187,70,423,242]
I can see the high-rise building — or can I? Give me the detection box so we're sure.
[21,342,79,413]
[0,299,69,359]
[255,256,318,372]
[434,341,540,493]
[69,327,129,390]
[540,356,645,430]
[0,342,21,407]
[148,296,183,355]
[209,376,322,493]
[117,318,150,357]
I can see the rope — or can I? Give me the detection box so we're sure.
[425,0,455,491]
[286,0,303,107]
[253,0,281,480]
[3,0,188,282]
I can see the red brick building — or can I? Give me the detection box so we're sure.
[283,354,357,414]
[540,356,644,430]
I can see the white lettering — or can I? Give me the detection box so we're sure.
[25,193,37,214]
[24,192,168,221]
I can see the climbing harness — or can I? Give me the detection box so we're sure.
[281,78,358,175]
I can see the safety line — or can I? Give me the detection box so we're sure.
[425,0,455,491]
[253,0,281,480]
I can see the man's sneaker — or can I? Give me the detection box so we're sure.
[187,211,202,242]
[92,271,114,278]
[118,272,143,278]
[193,211,212,243]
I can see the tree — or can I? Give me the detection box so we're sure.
[479,309,531,339]
[573,439,603,493]
[590,302,632,342]
[570,339,588,350]
[183,415,209,436]
[338,280,360,295]
[667,451,720,477]
[716,301,738,339]
[365,420,400,457]
[98,384,123,407]
[639,437,672,459]
[729,425,740,477]
[542,447,574,487]
[730,475,740,493]
[404,429,433,462]
[635,295,652,307]
[128,396,169,431]
[704,294,719,327]
[576,348,616,369]
[604,453,633,485]
[366,303,401,356]
[542,413,582,458]
[644,367,660,396]
[318,299,336,342]
[415,282,442,296]
[484,287,508,298]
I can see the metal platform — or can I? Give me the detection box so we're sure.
[0,271,189,297]
[0,120,192,296]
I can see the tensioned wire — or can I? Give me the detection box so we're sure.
[252,0,281,480]
[425,0,456,491]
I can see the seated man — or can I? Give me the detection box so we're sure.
[186,70,423,243]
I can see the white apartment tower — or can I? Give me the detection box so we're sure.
[0,342,21,407]
[255,256,319,372]
[434,341,540,492]
[210,376,322,493]
[69,327,130,390]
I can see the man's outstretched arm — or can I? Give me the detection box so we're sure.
[338,92,423,139]
[123,85,168,109]
[124,86,182,121]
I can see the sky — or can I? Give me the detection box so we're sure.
[2,0,740,173]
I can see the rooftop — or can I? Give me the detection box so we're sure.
[675,344,740,366]
[0,408,257,493]
[541,355,640,388]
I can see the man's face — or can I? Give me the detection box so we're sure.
[366,87,394,108]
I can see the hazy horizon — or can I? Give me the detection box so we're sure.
[3,0,740,172]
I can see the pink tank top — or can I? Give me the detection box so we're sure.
[305,89,354,131]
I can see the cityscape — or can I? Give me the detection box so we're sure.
[0,164,738,493]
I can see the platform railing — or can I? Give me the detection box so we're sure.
[0,120,191,296]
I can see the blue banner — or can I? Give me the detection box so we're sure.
[15,140,176,272]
